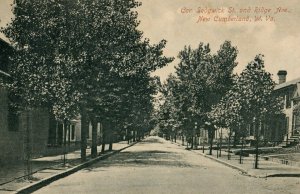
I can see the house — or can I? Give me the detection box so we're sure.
[198,70,300,148]
[273,70,300,147]
[0,37,86,163]
[243,70,300,147]
[1,40,48,162]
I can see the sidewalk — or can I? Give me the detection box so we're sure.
[172,139,300,178]
[0,141,134,193]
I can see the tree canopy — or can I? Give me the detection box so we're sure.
[1,0,173,160]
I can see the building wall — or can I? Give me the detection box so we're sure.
[0,86,23,163]
[30,109,50,157]
[0,85,51,163]
[74,119,81,142]
[284,102,293,138]
[87,121,102,146]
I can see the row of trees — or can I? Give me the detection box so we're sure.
[156,42,282,168]
[157,41,238,146]
[1,0,173,169]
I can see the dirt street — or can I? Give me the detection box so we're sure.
[33,136,300,194]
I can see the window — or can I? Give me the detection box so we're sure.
[57,123,63,145]
[286,117,289,133]
[8,107,19,131]
[71,125,75,140]
[286,91,292,108]
[48,114,57,146]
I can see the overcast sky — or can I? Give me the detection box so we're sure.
[1,0,299,83]
[136,0,300,83]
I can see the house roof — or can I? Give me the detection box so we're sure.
[274,77,300,90]
[293,83,300,99]
[0,33,11,45]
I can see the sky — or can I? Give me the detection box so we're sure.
[1,0,300,83]
[136,0,300,83]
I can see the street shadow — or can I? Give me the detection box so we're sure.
[0,160,66,185]
[84,149,198,172]
[137,138,165,144]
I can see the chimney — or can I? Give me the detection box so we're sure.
[277,70,287,84]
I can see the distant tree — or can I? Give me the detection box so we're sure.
[209,77,243,156]
[174,41,238,148]
[158,73,194,144]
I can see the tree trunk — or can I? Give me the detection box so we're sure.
[233,131,238,148]
[219,128,223,157]
[107,121,113,151]
[91,117,98,158]
[24,110,32,179]
[126,129,130,144]
[227,134,231,160]
[209,137,213,155]
[137,130,140,141]
[240,137,244,164]
[109,141,113,151]
[133,130,136,142]
[186,137,189,149]
[191,136,194,149]
[68,123,71,147]
[80,108,88,162]
[254,121,260,169]
[101,122,106,154]
[209,129,214,155]
[101,142,105,153]
[63,120,67,165]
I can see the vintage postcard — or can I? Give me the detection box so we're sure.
[0,0,300,193]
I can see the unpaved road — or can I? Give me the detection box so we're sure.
[33,136,300,194]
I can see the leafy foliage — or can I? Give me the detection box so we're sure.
[157,41,238,140]
[209,54,283,137]
[2,0,173,124]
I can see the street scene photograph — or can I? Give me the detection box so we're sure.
[0,0,300,193]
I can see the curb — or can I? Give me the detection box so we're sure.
[171,141,300,178]
[191,150,250,176]
[198,151,300,178]
[14,142,138,194]
[171,142,249,176]
[265,173,300,178]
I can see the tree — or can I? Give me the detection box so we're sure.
[77,0,173,157]
[2,0,173,164]
[174,41,238,149]
[210,54,283,167]
[235,54,282,168]
[157,75,181,141]
[209,77,243,157]
[1,0,83,176]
